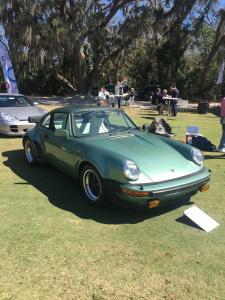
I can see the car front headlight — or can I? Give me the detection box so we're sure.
[123,160,140,180]
[192,148,204,165]
[1,112,18,122]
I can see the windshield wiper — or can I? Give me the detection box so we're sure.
[110,127,133,135]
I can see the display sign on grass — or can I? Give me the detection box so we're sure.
[184,205,219,232]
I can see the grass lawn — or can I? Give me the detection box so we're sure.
[0,105,225,300]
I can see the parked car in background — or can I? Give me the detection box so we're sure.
[0,93,46,136]
[23,106,210,209]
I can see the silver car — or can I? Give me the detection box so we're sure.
[0,93,46,136]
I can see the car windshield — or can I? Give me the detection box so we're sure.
[0,96,33,107]
[72,109,137,137]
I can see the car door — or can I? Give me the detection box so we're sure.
[43,111,83,175]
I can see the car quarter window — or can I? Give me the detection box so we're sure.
[41,114,51,128]
[40,112,69,131]
[52,112,68,130]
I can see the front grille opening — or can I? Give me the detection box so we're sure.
[10,125,18,133]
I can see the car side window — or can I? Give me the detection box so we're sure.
[52,112,68,130]
[41,114,51,128]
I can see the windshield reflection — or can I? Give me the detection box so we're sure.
[0,96,33,107]
[72,109,137,137]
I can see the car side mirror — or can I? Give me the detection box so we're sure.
[142,124,150,132]
[28,115,42,123]
[54,129,69,138]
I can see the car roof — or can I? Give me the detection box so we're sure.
[50,105,117,114]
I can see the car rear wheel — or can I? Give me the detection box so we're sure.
[80,164,107,207]
[24,138,37,165]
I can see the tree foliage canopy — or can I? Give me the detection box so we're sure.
[0,0,224,98]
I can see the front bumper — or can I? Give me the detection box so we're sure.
[105,168,211,209]
[0,121,36,136]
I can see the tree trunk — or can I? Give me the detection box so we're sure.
[51,67,77,93]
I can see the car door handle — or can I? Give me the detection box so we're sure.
[44,134,49,139]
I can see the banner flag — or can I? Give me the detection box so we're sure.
[0,40,19,93]
[216,60,224,85]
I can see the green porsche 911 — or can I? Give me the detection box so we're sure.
[23,106,210,209]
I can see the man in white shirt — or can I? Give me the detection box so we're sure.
[115,77,127,108]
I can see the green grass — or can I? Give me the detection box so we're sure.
[0,107,225,300]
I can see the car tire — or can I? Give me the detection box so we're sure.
[24,138,38,165]
[80,164,108,207]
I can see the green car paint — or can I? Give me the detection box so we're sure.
[23,106,210,208]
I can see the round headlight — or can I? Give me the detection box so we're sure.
[192,148,204,165]
[123,160,140,180]
[1,112,18,122]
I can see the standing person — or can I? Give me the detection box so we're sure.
[152,88,163,113]
[160,89,169,114]
[162,89,169,98]
[115,77,127,109]
[129,88,135,102]
[103,87,110,105]
[97,87,106,106]
[170,83,179,116]
[218,96,225,152]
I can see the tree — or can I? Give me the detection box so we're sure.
[0,0,154,94]
[0,0,221,97]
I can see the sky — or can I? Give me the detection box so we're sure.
[218,0,225,8]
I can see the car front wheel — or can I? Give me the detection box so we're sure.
[80,164,107,207]
[24,138,37,165]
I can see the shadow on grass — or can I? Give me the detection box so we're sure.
[2,149,193,225]
[204,153,225,160]
[0,134,21,139]
[138,109,182,121]
[176,216,203,231]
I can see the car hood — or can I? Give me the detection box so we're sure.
[85,131,200,182]
[0,106,45,121]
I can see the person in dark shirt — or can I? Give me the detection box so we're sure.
[152,88,168,114]
[152,88,162,105]
[170,83,179,116]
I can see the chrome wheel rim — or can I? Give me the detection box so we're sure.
[83,169,101,201]
[25,141,34,163]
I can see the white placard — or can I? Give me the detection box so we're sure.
[184,205,219,232]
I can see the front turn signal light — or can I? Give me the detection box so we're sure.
[149,199,160,208]
[199,183,209,192]
[121,188,149,197]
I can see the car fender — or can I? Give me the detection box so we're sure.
[79,145,129,183]
[23,127,45,159]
